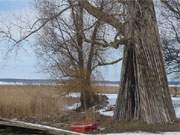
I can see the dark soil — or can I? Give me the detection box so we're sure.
[0,124,53,135]
[15,111,180,134]
[1,111,179,135]
[1,93,179,134]
[98,116,180,134]
[75,94,109,111]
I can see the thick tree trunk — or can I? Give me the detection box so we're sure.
[80,78,99,110]
[114,0,176,124]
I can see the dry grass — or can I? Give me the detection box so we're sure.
[0,85,179,121]
[170,87,180,96]
[98,118,180,133]
[0,85,65,120]
[94,85,119,94]
[94,85,180,95]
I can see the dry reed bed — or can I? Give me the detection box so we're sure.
[0,85,179,121]
[0,85,65,120]
[95,85,180,94]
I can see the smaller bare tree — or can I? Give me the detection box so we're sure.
[36,0,122,110]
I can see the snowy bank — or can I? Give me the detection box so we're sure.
[99,94,180,118]
[102,132,180,135]
[65,92,180,118]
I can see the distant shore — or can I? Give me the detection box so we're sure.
[0,79,179,86]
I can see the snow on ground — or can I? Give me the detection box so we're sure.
[104,132,180,135]
[98,93,117,116]
[0,81,58,86]
[172,96,180,103]
[65,93,180,134]
[99,108,114,116]
[65,92,81,98]
[169,85,180,87]
[101,94,117,105]
[0,82,24,85]
[65,103,81,110]
[64,92,81,110]
[65,92,180,119]
[175,107,180,118]
[99,94,180,118]
[172,96,180,117]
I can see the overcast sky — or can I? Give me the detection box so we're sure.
[0,0,50,79]
[0,0,121,81]
[0,0,176,81]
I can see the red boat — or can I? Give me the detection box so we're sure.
[70,122,98,133]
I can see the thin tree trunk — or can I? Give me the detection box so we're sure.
[114,0,176,124]
[79,19,101,110]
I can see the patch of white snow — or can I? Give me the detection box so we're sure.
[103,132,180,135]
[65,92,80,98]
[99,94,180,118]
[65,103,81,110]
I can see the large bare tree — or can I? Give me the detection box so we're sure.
[79,0,176,124]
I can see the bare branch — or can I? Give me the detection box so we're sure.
[78,0,125,34]
[92,57,122,71]
[85,37,128,48]
[1,5,73,46]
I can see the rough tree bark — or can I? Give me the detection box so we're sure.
[114,0,176,124]
[76,2,99,110]
[80,75,99,110]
